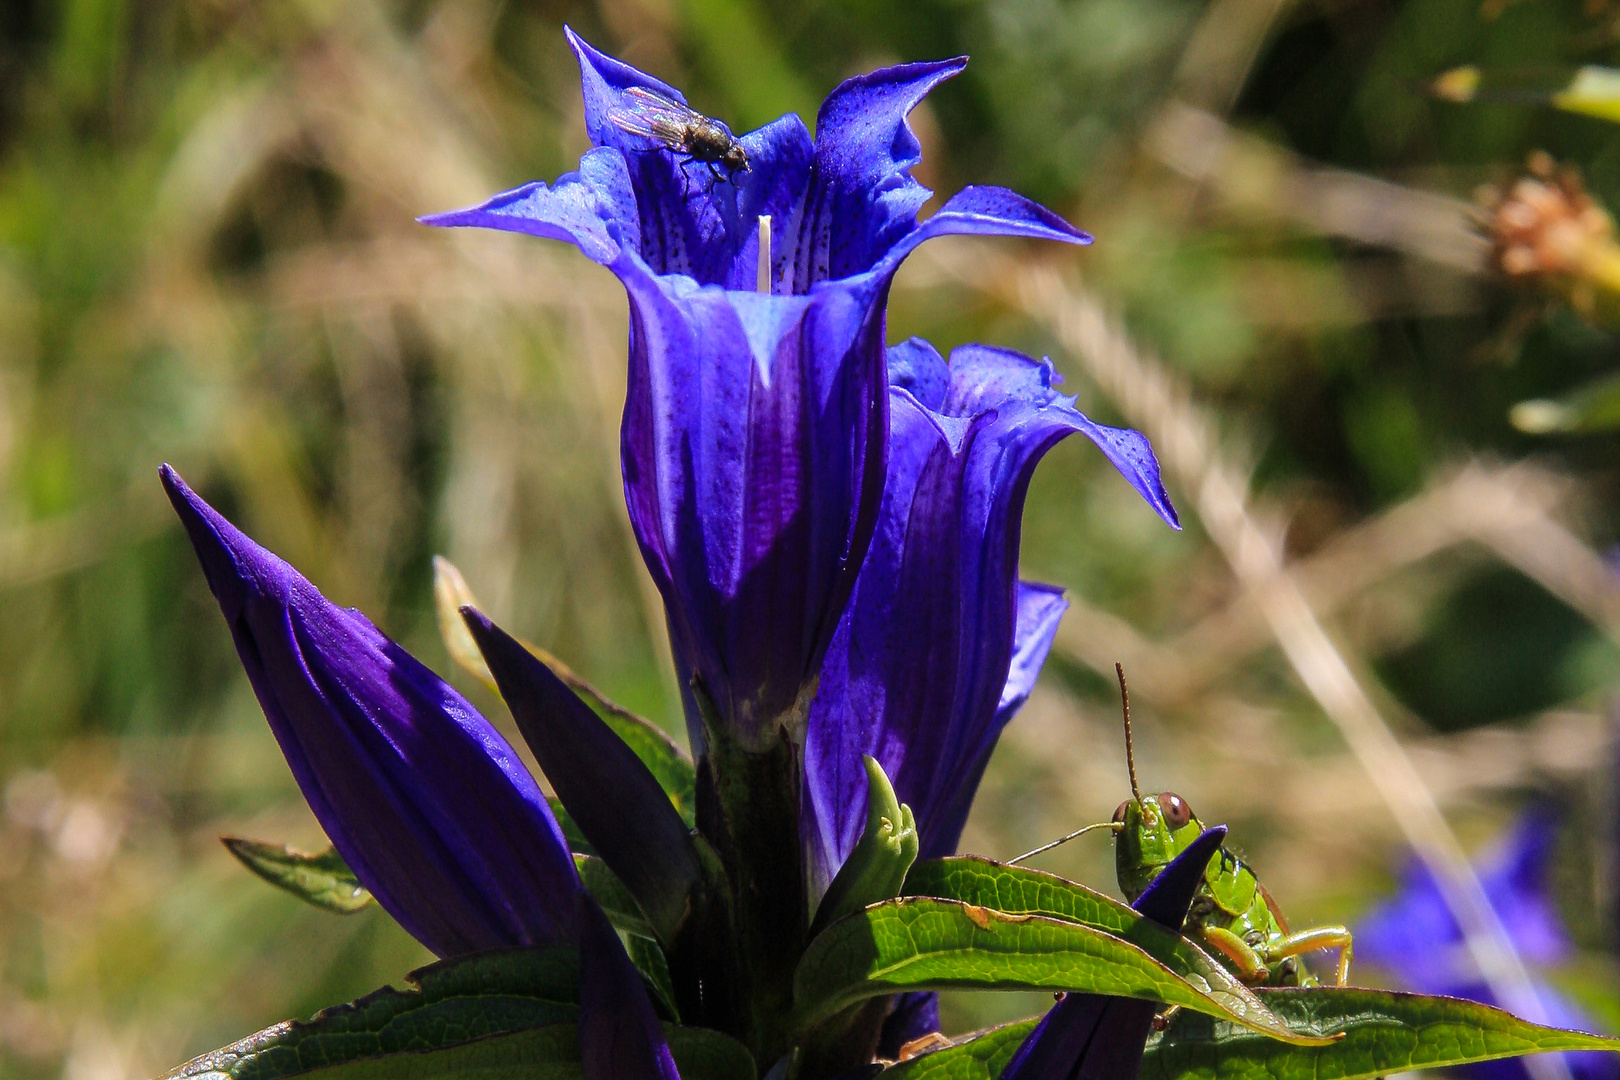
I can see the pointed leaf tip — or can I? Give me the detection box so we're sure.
[222,837,373,914]
[461,606,702,945]
[441,565,695,823]
[432,557,498,691]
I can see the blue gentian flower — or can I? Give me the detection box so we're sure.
[422,30,1091,750]
[1357,810,1617,1080]
[803,340,1179,1053]
[161,465,681,1078]
[805,340,1178,891]
[999,828,1227,1080]
[161,465,581,957]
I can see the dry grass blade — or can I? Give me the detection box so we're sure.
[1148,103,1490,274]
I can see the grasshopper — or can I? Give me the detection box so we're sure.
[1013,664,1353,989]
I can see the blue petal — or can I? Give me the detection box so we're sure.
[160,466,580,958]
[943,344,1179,531]
[878,186,1092,277]
[1355,810,1618,1080]
[576,893,682,1080]
[998,828,1225,1080]
[1133,826,1226,931]
[419,147,637,265]
[923,582,1071,865]
[460,607,701,944]
[615,256,889,750]
[803,342,1178,894]
[997,583,1070,724]
[886,337,949,412]
[781,59,964,291]
[566,27,815,288]
[566,25,689,149]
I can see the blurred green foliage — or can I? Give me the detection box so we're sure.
[6,0,1620,1074]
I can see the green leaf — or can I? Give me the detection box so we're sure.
[811,756,918,935]
[175,1022,755,1080]
[1141,987,1620,1080]
[433,555,696,824]
[273,1025,584,1080]
[663,1023,758,1080]
[877,991,1620,1080]
[220,838,372,914]
[570,854,680,1020]
[878,1021,1036,1080]
[792,898,1331,1045]
[626,930,681,1021]
[160,948,580,1080]
[575,853,653,938]
[548,798,596,857]
[901,858,1308,1044]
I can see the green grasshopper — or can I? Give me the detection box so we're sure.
[1013,664,1353,989]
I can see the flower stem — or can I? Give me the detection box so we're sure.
[692,676,809,1067]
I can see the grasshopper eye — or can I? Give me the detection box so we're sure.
[1112,800,1130,823]
[1157,793,1193,829]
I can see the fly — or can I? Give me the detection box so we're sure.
[607,86,751,187]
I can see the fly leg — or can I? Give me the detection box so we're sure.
[1259,926,1354,986]
[1198,925,1271,983]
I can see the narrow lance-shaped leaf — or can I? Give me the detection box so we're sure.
[811,756,919,937]
[221,837,373,914]
[161,466,581,958]
[1512,371,1620,434]
[997,827,1229,1080]
[574,853,655,940]
[1141,987,1620,1080]
[462,607,703,947]
[159,948,581,1080]
[577,892,684,1080]
[878,986,1620,1080]
[899,843,1303,1045]
[434,556,696,824]
[1427,63,1620,124]
[790,896,1332,1045]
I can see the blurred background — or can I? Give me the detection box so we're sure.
[5,0,1620,1075]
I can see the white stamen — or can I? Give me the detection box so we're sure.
[757,215,772,294]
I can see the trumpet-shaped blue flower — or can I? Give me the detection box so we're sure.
[160,465,582,959]
[802,340,1178,1055]
[804,340,1178,896]
[163,464,682,1079]
[422,31,1090,750]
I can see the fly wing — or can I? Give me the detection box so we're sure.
[606,86,701,148]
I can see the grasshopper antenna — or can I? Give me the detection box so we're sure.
[1007,821,1120,866]
[1118,662,1140,802]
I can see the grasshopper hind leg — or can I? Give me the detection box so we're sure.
[1261,926,1355,987]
